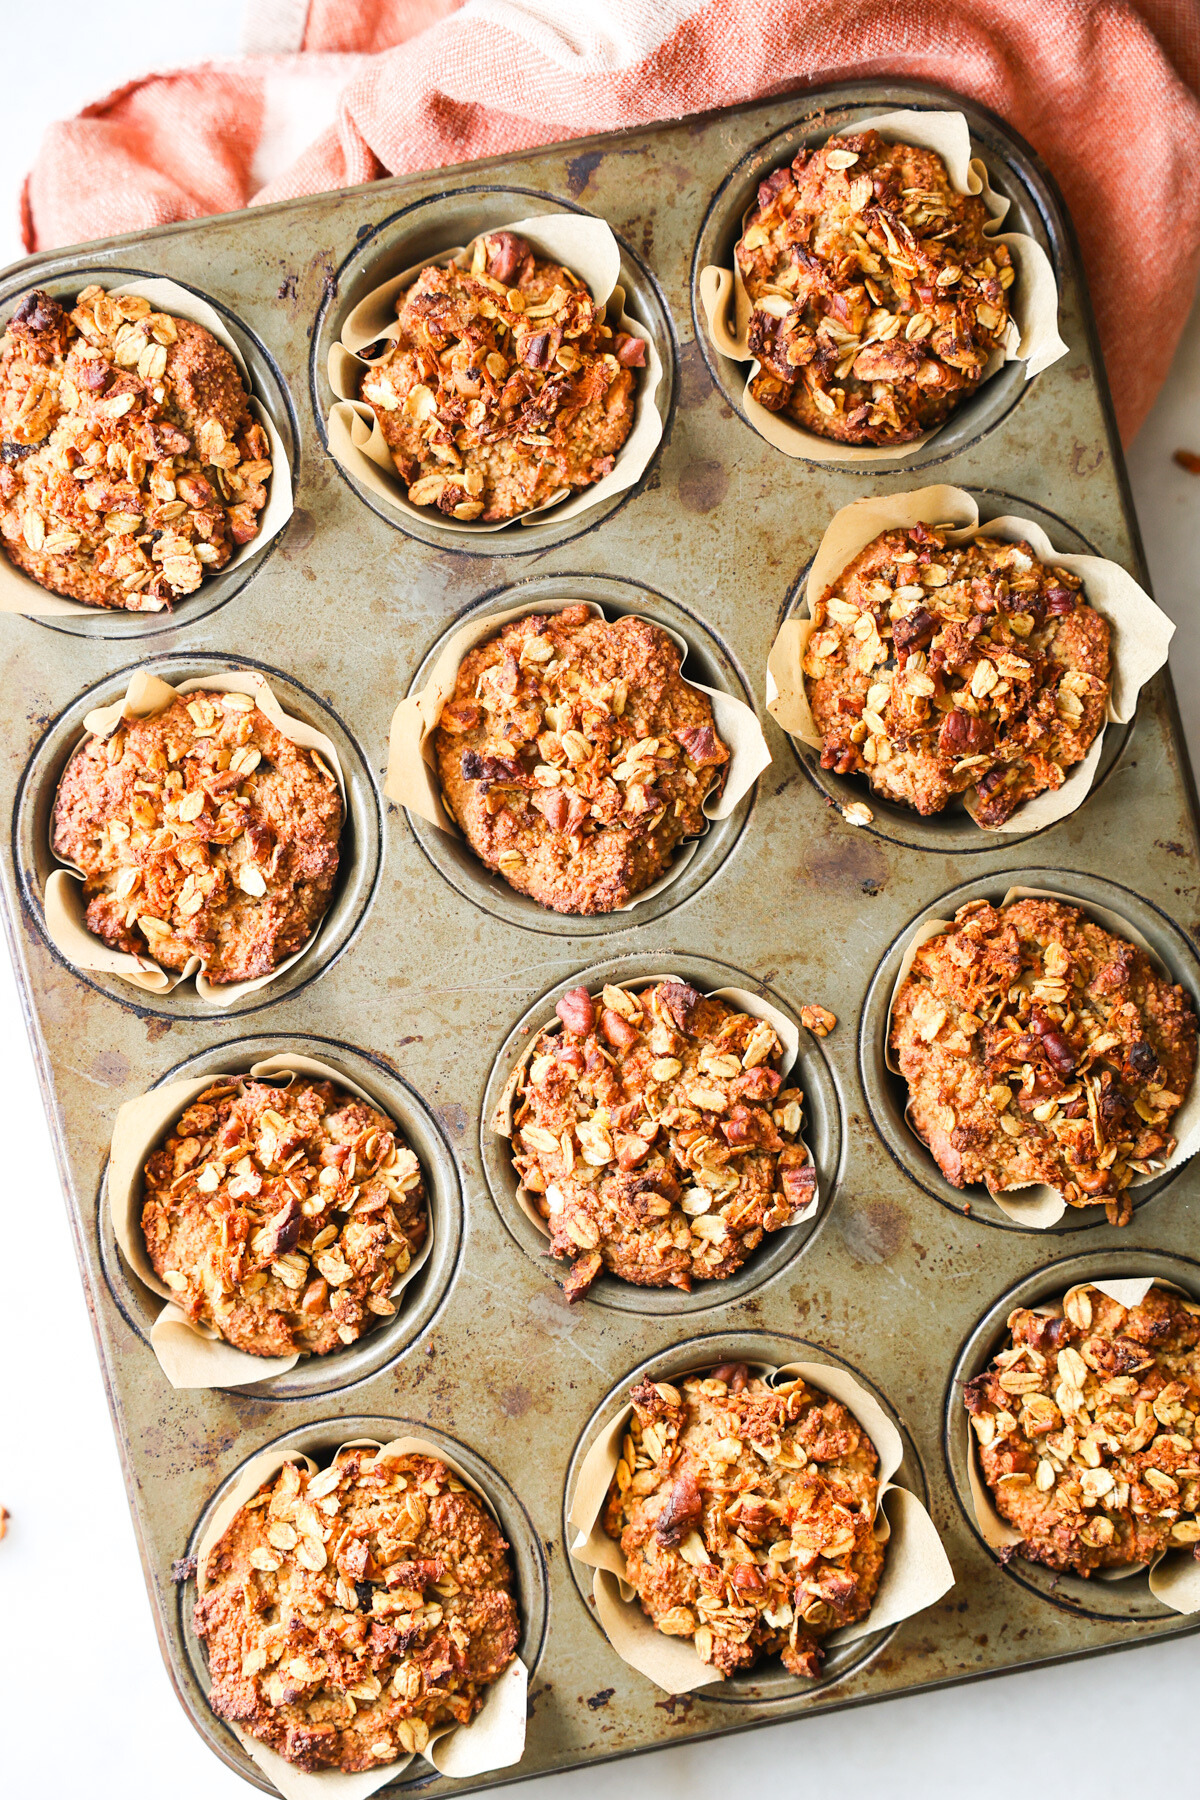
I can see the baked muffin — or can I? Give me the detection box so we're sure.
[141,1075,427,1356]
[196,1447,519,1772]
[602,1364,883,1678]
[360,230,645,523]
[52,689,342,985]
[0,286,271,609]
[890,898,1197,1224]
[965,1283,1200,1576]
[434,605,730,914]
[802,524,1110,823]
[736,131,1013,446]
[510,980,817,1300]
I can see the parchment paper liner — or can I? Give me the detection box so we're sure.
[0,276,293,618]
[388,599,771,912]
[568,1357,954,1693]
[107,1053,434,1389]
[195,1435,528,1797]
[44,668,346,1005]
[699,108,1067,466]
[490,974,819,1259]
[766,484,1173,834]
[327,213,663,535]
[963,1276,1200,1612]
[884,886,1200,1226]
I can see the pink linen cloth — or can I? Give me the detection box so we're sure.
[20,0,1200,443]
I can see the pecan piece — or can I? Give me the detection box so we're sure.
[613,332,647,368]
[673,724,727,766]
[556,986,595,1036]
[655,1471,703,1546]
[893,606,938,653]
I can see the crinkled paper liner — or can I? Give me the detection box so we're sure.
[884,886,1200,1226]
[963,1276,1200,1611]
[107,1054,434,1389]
[44,668,346,1005]
[326,213,663,535]
[489,974,819,1253]
[698,109,1068,465]
[567,1358,954,1693]
[387,599,771,912]
[765,484,1173,834]
[0,276,293,617]
[194,1435,528,1798]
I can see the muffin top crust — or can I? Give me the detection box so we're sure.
[510,980,817,1300]
[0,286,271,609]
[141,1074,427,1357]
[802,524,1111,824]
[434,605,730,914]
[735,131,1013,446]
[890,898,1197,1225]
[196,1447,519,1772]
[360,230,645,523]
[52,689,342,986]
[966,1283,1200,1576]
[602,1364,883,1678]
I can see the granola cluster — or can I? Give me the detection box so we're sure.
[141,1076,427,1358]
[803,525,1111,823]
[966,1284,1200,1576]
[196,1448,519,1772]
[890,898,1198,1223]
[736,132,1013,445]
[0,286,271,609]
[434,606,729,914]
[511,980,819,1300]
[360,230,645,523]
[52,689,342,985]
[602,1365,883,1678]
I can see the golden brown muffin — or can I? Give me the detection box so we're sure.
[890,898,1198,1224]
[360,229,644,523]
[52,689,342,985]
[196,1447,519,1772]
[141,1075,427,1357]
[736,131,1013,446]
[602,1365,883,1678]
[434,605,729,914]
[802,524,1110,823]
[0,286,271,609]
[966,1283,1200,1576]
[511,980,818,1300]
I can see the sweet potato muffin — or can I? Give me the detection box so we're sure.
[890,898,1197,1224]
[196,1447,519,1772]
[602,1364,883,1678]
[736,131,1013,446]
[360,229,645,523]
[52,689,342,985]
[435,605,730,914]
[0,285,271,609]
[965,1283,1200,1576]
[510,980,817,1300]
[802,524,1110,824]
[141,1075,427,1357]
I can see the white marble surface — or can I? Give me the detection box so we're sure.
[2,7,1199,1794]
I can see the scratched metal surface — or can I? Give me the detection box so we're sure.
[2,78,1200,1795]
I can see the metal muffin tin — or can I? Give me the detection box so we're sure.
[1,77,1199,1794]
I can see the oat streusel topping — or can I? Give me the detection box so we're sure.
[736,132,1013,446]
[196,1448,519,1772]
[966,1284,1200,1576]
[360,230,645,523]
[141,1075,427,1358]
[435,605,730,914]
[602,1365,883,1679]
[52,689,342,985]
[803,524,1111,823]
[511,980,819,1300]
[890,898,1198,1224]
[0,286,271,609]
